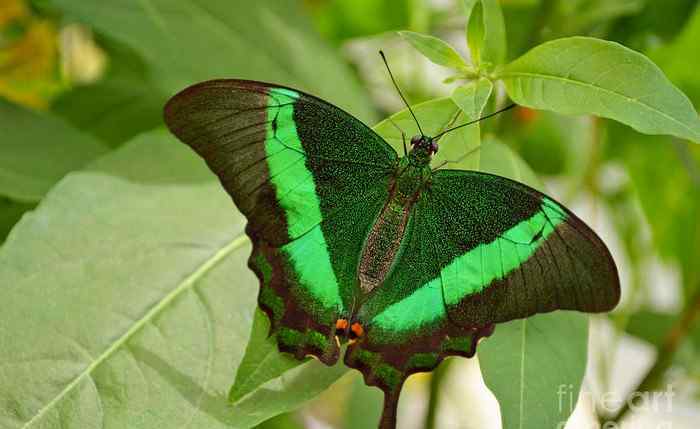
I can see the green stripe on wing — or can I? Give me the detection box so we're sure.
[371,199,565,335]
[265,88,343,313]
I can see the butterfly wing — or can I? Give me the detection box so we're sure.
[345,169,619,422]
[164,80,398,363]
[432,170,619,324]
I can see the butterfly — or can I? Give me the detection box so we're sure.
[164,70,620,429]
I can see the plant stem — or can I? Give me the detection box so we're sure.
[606,286,700,424]
[425,359,452,429]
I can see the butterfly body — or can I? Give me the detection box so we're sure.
[164,79,620,429]
[358,150,431,295]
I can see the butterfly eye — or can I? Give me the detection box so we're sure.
[430,141,439,154]
[410,136,422,146]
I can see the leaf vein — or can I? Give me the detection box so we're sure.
[499,71,700,138]
[20,234,249,429]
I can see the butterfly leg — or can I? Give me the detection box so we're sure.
[431,145,482,171]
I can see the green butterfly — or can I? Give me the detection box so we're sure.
[164,76,619,429]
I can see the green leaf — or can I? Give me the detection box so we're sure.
[49,0,376,123]
[607,0,698,49]
[341,374,384,429]
[229,310,300,402]
[478,136,543,192]
[463,0,508,67]
[479,312,588,429]
[309,0,410,44]
[398,31,470,70]
[466,0,485,66]
[625,310,700,366]
[52,38,166,147]
[497,37,700,143]
[0,98,109,202]
[255,412,304,429]
[452,77,494,122]
[542,0,645,41]
[0,197,34,244]
[651,3,700,103]
[229,309,346,403]
[625,310,676,347]
[0,130,347,429]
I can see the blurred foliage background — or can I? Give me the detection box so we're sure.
[1,0,699,428]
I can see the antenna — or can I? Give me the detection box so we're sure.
[379,50,425,137]
[433,103,516,140]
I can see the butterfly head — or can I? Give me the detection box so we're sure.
[410,135,439,154]
[408,135,438,167]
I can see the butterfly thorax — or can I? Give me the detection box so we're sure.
[357,150,432,296]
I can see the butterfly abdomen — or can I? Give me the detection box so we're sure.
[358,166,429,294]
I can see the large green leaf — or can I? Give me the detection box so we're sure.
[0,98,108,202]
[498,37,700,143]
[49,0,375,123]
[0,131,347,429]
[479,312,588,429]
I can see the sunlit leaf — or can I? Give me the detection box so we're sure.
[399,30,470,70]
[498,37,700,143]
[466,0,484,66]
[452,77,493,121]
[463,0,508,67]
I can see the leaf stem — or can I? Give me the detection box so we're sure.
[605,285,700,424]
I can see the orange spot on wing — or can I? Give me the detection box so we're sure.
[351,322,364,338]
[336,318,348,331]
